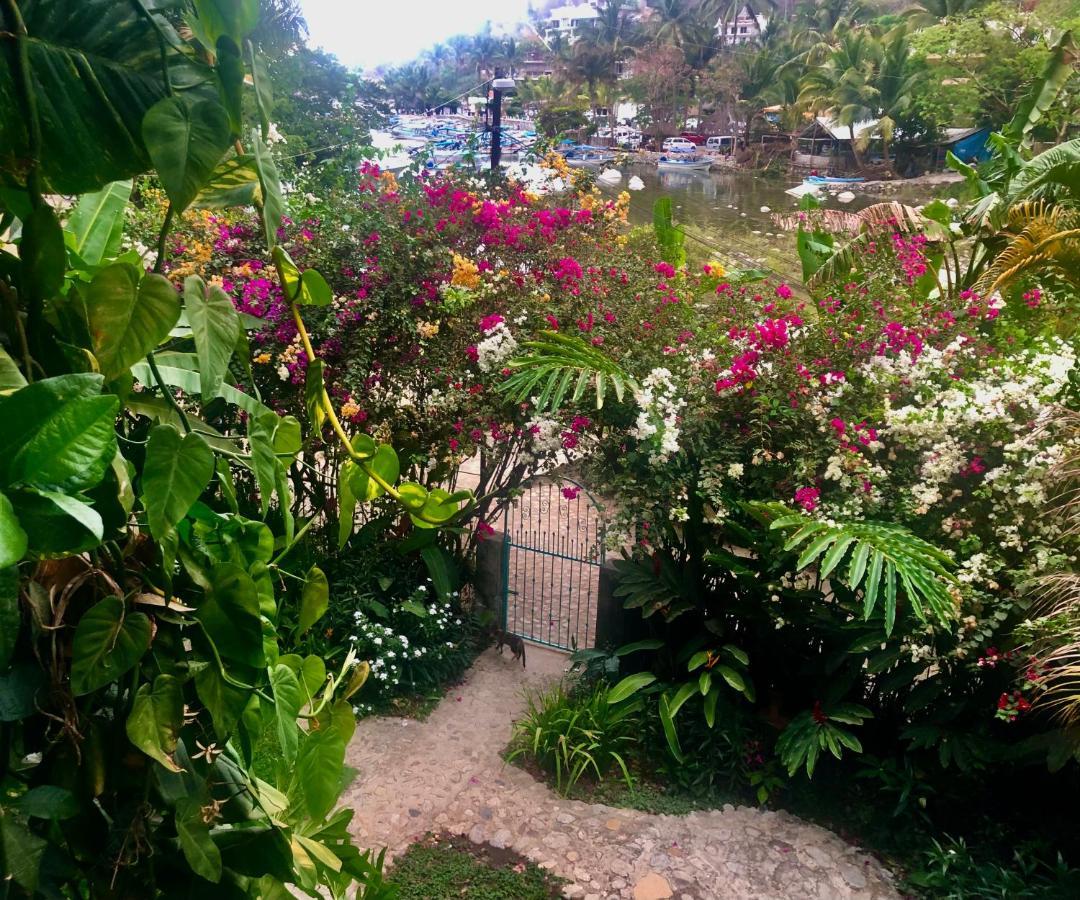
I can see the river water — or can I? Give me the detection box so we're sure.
[372,131,946,284]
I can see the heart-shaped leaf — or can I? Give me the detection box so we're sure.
[296,566,329,637]
[196,563,265,667]
[184,275,240,402]
[70,596,152,695]
[87,265,181,380]
[142,426,214,539]
[0,492,28,570]
[66,180,132,267]
[126,674,184,772]
[142,96,231,212]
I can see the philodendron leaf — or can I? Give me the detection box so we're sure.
[8,488,103,555]
[296,566,329,637]
[87,264,181,379]
[197,563,265,667]
[253,130,284,247]
[70,596,152,695]
[0,566,19,668]
[142,425,214,539]
[175,795,223,883]
[183,275,240,402]
[269,663,303,765]
[0,492,28,569]
[0,348,27,395]
[126,674,184,772]
[20,205,66,301]
[142,96,232,213]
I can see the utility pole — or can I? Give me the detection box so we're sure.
[490,68,504,171]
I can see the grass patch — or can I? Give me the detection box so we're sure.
[388,833,566,899]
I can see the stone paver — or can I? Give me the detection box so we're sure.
[342,646,898,899]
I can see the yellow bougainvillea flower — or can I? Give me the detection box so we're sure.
[450,253,480,290]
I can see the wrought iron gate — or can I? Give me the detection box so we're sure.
[501,478,605,651]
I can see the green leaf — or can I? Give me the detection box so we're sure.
[0,814,46,893]
[667,681,698,718]
[215,36,245,138]
[688,651,709,672]
[298,269,333,306]
[716,665,746,694]
[304,359,326,433]
[0,348,27,395]
[87,265,181,379]
[248,411,278,517]
[337,462,357,549]
[297,566,329,637]
[0,494,28,570]
[253,131,284,247]
[126,675,184,772]
[270,663,304,765]
[0,0,184,194]
[197,563,265,667]
[70,596,152,695]
[193,154,259,209]
[420,546,455,600]
[613,638,665,656]
[0,379,118,492]
[16,785,79,821]
[249,44,273,139]
[349,445,399,503]
[658,694,684,762]
[175,796,223,883]
[142,96,231,212]
[20,204,66,301]
[411,487,461,529]
[608,671,655,704]
[864,550,884,620]
[290,724,347,822]
[703,685,719,728]
[192,0,260,45]
[1004,30,1077,151]
[195,664,250,739]
[9,488,103,554]
[0,567,18,670]
[66,180,132,267]
[142,426,214,539]
[184,275,240,402]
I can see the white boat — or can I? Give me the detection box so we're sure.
[563,147,616,167]
[656,154,713,171]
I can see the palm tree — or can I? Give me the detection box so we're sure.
[798,27,880,169]
[735,49,783,145]
[857,29,919,173]
[907,0,985,22]
[499,37,524,77]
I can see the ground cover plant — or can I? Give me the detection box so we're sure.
[387,833,566,900]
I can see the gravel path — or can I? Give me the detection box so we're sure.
[342,646,899,900]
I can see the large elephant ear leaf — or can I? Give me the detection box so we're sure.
[70,596,152,696]
[0,0,175,194]
[142,96,232,213]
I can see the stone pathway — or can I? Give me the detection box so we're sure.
[342,646,899,900]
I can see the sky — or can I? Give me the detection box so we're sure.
[299,0,534,70]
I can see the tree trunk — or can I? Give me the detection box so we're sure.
[849,124,864,172]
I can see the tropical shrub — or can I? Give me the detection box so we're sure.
[0,2,468,895]
[507,681,640,795]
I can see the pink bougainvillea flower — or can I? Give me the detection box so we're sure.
[794,486,820,512]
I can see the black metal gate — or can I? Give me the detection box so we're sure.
[501,477,605,651]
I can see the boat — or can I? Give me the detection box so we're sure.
[562,145,616,167]
[803,174,865,184]
[657,154,713,171]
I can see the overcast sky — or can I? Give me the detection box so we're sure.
[299,0,534,69]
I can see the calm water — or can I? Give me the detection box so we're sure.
[603,166,879,282]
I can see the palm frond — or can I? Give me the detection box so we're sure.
[975,203,1080,294]
[752,503,957,635]
[498,331,638,413]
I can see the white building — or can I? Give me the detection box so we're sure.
[716,3,769,46]
[542,1,602,44]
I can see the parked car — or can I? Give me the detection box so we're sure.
[706,135,735,153]
[662,137,697,153]
[614,127,642,149]
[679,132,707,145]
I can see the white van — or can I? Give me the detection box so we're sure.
[706,135,734,153]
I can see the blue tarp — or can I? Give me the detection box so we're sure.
[949,128,992,163]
